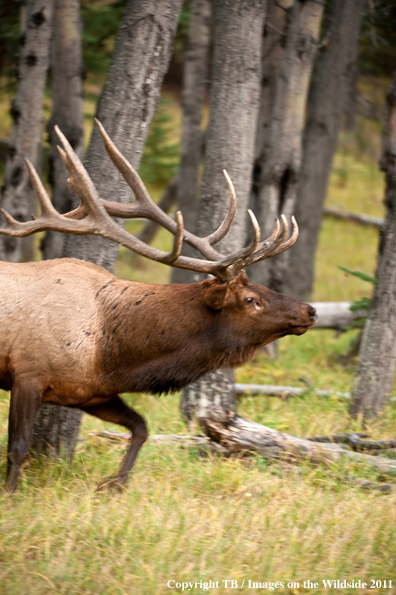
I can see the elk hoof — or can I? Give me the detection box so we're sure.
[96,476,127,493]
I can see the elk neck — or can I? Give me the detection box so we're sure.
[95,278,252,395]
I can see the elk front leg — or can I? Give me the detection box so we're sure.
[6,380,42,492]
[80,395,148,491]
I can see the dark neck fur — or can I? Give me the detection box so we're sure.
[95,280,257,395]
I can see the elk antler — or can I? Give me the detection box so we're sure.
[0,121,298,281]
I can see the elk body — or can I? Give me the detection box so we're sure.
[0,122,316,491]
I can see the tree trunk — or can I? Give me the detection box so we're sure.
[31,0,85,457]
[349,70,396,420]
[286,0,365,301]
[171,0,212,284]
[249,0,324,291]
[0,0,52,263]
[180,0,265,426]
[32,0,183,459]
[41,0,84,261]
[251,0,289,215]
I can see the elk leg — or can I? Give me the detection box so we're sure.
[80,395,148,491]
[6,381,42,492]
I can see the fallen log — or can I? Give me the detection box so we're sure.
[309,302,363,330]
[199,405,396,474]
[235,383,350,400]
[323,206,383,229]
[308,432,396,452]
[308,432,370,444]
[88,430,226,452]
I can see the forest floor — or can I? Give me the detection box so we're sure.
[0,75,395,594]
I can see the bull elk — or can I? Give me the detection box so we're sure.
[0,120,317,491]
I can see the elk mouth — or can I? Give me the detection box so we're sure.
[288,312,318,335]
[289,324,311,336]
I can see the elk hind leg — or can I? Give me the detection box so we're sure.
[80,395,148,491]
[6,380,42,492]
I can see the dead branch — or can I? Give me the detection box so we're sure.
[199,405,396,474]
[308,432,370,444]
[308,432,396,452]
[345,476,392,493]
[88,431,226,452]
[324,205,383,229]
[235,383,350,399]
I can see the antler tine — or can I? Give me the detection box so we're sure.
[95,118,153,213]
[205,170,237,246]
[243,215,299,268]
[0,157,70,237]
[261,216,281,246]
[264,215,299,259]
[94,120,224,261]
[242,214,288,267]
[213,209,261,272]
[55,125,109,222]
[25,158,60,218]
[162,211,184,264]
[0,127,222,274]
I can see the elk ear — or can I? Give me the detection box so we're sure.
[204,282,230,310]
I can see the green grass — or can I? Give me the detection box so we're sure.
[0,76,395,593]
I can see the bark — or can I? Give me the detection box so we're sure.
[344,54,360,131]
[33,0,183,459]
[180,0,265,425]
[249,0,324,291]
[41,0,84,260]
[171,0,212,284]
[31,0,84,457]
[0,0,53,263]
[286,0,365,301]
[349,70,396,420]
[200,405,396,475]
[30,406,82,459]
[251,0,288,214]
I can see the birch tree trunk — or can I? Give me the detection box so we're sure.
[31,0,183,459]
[180,0,265,426]
[249,0,324,291]
[349,71,396,420]
[286,0,365,301]
[172,0,212,284]
[0,0,52,263]
[41,0,84,261]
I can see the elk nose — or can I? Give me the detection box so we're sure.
[307,305,317,323]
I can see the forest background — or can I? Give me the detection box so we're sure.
[0,0,396,593]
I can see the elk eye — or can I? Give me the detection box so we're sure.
[246,297,255,304]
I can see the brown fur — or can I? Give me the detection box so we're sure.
[0,258,316,491]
